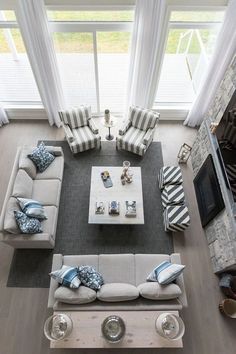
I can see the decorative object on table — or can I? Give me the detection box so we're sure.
[163,205,190,232]
[219,273,236,300]
[101,171,113,188]
[104,109,110,123]
[209,121,219,134]
[116,106,160,156]
[108,201,120,215]
[95,202,105,215]
[177,143,192,164]
[44,313,73,341]
[103,114,117,141]
[121,160,133,184]
[219,299,236,318]
[155,313,185,340]
[125,201,137,217]
[158,166,183,190]
[161,184,185,208]
[101,315,126,343]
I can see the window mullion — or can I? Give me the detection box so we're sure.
[92,31,100,114]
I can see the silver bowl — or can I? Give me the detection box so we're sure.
[101,315,126,343]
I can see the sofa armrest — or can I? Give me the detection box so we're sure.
[143,128,154,145]
[171,253,188,307]
[46,146,63,157]
[62,123,74,143]
[88,119,99,134]
[119,120,131,136]
[48,254,63,308]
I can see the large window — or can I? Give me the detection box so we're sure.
[48,10,133,113]
[0,11,41,104]
[155,9,225,107]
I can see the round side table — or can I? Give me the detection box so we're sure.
[103,117,117,141]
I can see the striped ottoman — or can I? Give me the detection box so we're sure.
[159,166,183,190]
[164,205,190,232]
[161,184,185,208]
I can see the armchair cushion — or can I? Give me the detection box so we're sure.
[59,106,91,129]
[117,126,146,156]
[71,126,100,153]
[129,106,159,131]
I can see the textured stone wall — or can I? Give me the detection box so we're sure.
[191,54,236,273]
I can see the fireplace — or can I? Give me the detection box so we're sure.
[193,154,225,227]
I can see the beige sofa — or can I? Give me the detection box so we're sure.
[48,253,187,310]
[0,145,64,249]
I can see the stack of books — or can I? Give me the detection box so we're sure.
[125,201,137,217]
[108,201,120,215]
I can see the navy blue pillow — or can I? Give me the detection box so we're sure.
[27,142,55,173]
[78,266,104,290]
[14,211,42,234]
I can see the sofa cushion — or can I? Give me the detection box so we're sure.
[135,254,171,286]
[97,283,139,302]
[14,211,42,234]
[63,255,99,269]
[50,265,81,289]
[12,169,33,199]
[17,197,47,220]
[27,142,55,173]
[32,179,61,207]
[4,197,20,234]
[78,266,104,291]
[99,254,135,284]
[147,261,185,285]
[19,146,37,179]
[54,285,96,304]
[59,106,91,129]
[138,282,182,300]
[35,155,64,181]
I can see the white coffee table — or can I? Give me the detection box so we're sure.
[88,166,144,224]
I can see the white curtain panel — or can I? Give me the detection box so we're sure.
[184,0,236,127]
[126,0,168,109]
[16,0,65,127]
[0,104,9,127]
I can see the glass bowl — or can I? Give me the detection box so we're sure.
[101,315,126,343]
[44,314,73,341]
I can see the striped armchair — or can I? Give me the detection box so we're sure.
[116,106,160,156]
[59,106,101,154]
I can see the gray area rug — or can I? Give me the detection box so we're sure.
[7,141,173,288]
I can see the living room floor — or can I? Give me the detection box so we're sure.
[0,119,235,354]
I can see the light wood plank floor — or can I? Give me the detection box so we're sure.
[0,120,235,354]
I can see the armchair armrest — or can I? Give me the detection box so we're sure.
[119,120,131,135]
[48,254,63,308]
[88,118,99,134]
[143,128,154,145]
[62,123,74,143]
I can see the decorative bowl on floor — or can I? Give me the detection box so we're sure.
[44,313,73,341]
[155,313,185,340]
[101,315,126,343]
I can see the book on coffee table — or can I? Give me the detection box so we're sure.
[125,201,137,217]
[108,201,120,215]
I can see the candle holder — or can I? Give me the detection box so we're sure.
[121,161,133,184]
[177,143,192,164]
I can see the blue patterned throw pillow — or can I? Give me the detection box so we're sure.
[17,197,47,220]
[50,265,81,289]
[147,261,185,285]
[27,142,55,173]
[14,211,43,234]
[78,266,104,291]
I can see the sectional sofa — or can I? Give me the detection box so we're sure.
[48,253,187,310]
[0,145,64,248]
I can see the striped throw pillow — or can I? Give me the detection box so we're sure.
[59,106,91,129]
[147,261,185,285]
[17,198,47,220]
[129,106,159,131]
[50,265,81,289]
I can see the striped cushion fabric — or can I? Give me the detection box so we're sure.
[161,184,185,208]
[129,106,159,131]
[116,126,146,156]
[71,126,100,153]
[163,205,190,232]
[225,164,236,201]
[50,265,81,289]
[59,106,91,129]
[17,197,47,220]
[159,166,183,189]
[147,261,185,285]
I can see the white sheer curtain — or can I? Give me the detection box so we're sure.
[16,0,65,127]
[184,0,236,127]
[126,0,168,109]
[0,104,9,127]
